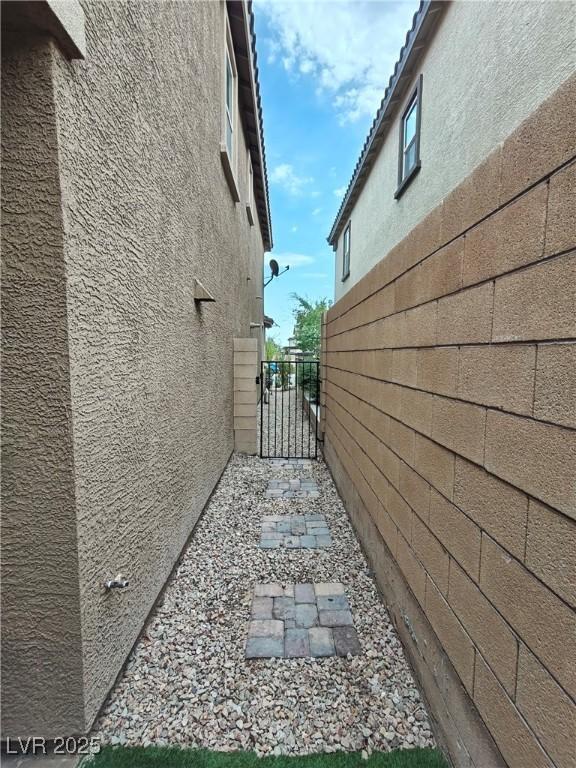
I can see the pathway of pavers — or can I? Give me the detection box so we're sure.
[259,514,332,549]
[248,459,359,658]
[265,477,320,498]
[268,458,313,470]
[246,582,361,658]
[93,451,435,753]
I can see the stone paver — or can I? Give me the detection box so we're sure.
[265,478,320,499]
[333,626,363,657]
[269,459,313,470]
[245,583,360,659]
[308,627,336,657]
[259,515,332,549]
[295,603,318,628]
[245,636,284,658]
[285,628,310,658]
[294,582,315,603]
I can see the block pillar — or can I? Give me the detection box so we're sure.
[233,337,258,454]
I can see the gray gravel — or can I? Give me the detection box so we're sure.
[92,453,435,756]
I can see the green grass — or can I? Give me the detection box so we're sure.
[86,746,448,768]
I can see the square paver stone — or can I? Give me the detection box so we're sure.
[273,596,296,621]
[333,626,362,657]
[295,603,319,628]
[308,627,335,657]
[294,583,316,603]
[245,636,284,658]
[314,582,345,597]
[317,594,350,611]
[248,619,284,640]
[251,596,273,619]
[245,583,361,659]
[285,628,310,658]
[319,609,354,627]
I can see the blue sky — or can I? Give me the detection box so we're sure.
[254,0,419,345]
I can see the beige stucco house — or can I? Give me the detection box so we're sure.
[329,0,575,300]
[1,0,271,739]
[322,2,575,767]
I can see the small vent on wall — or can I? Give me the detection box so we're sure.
[193,279,215,302]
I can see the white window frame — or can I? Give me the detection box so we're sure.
[342,222,351,280]
[402,98,418,177]
[220,14,240,201]
[395,74,422,199]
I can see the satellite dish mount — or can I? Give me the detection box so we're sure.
[264,258,289,287]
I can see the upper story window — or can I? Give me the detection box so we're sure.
[225,35,235,162]
[395,75,422,199]
[220,17,240,202]
[342,222,351,280]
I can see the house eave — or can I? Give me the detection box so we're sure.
[227,0,273,250]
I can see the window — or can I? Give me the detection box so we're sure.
[342,222,351,280]
[395,75,422,199]
[220,18,240,201]
[246,151,254,225]
[225,42,234,160]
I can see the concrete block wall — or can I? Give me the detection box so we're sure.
[234,338,258,454]
[323,75,575,768]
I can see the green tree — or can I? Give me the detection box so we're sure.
[263,337,292,390]
[265,335,281,360]
[290,294,331,358]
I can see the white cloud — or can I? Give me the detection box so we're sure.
[312,207,322,216]
[302,272,329,279]
[291,225,298,232]
[265,251,315,268]
[256,0,418,123]
[334,186,347,198]
[265,38,281,64]
[269,163,314,195]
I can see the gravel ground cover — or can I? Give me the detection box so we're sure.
[93,451,435,757]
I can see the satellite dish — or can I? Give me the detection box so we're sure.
[269,259,279,277]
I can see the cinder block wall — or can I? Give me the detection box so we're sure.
[234,338,258,454]
[323,76,575,768]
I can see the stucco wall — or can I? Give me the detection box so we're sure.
[1,34,85,737]
[323,77,576,767]
[334,0,575,299]
[2,1,266,736]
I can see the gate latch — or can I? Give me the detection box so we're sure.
[255,375,260,385]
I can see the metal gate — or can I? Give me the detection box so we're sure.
[260,359,320,459]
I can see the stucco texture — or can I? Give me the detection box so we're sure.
[334,0,576,298]
[1,33,85,738]
[2,1,265,737]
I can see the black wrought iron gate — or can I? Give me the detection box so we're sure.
[260,359,320,459]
